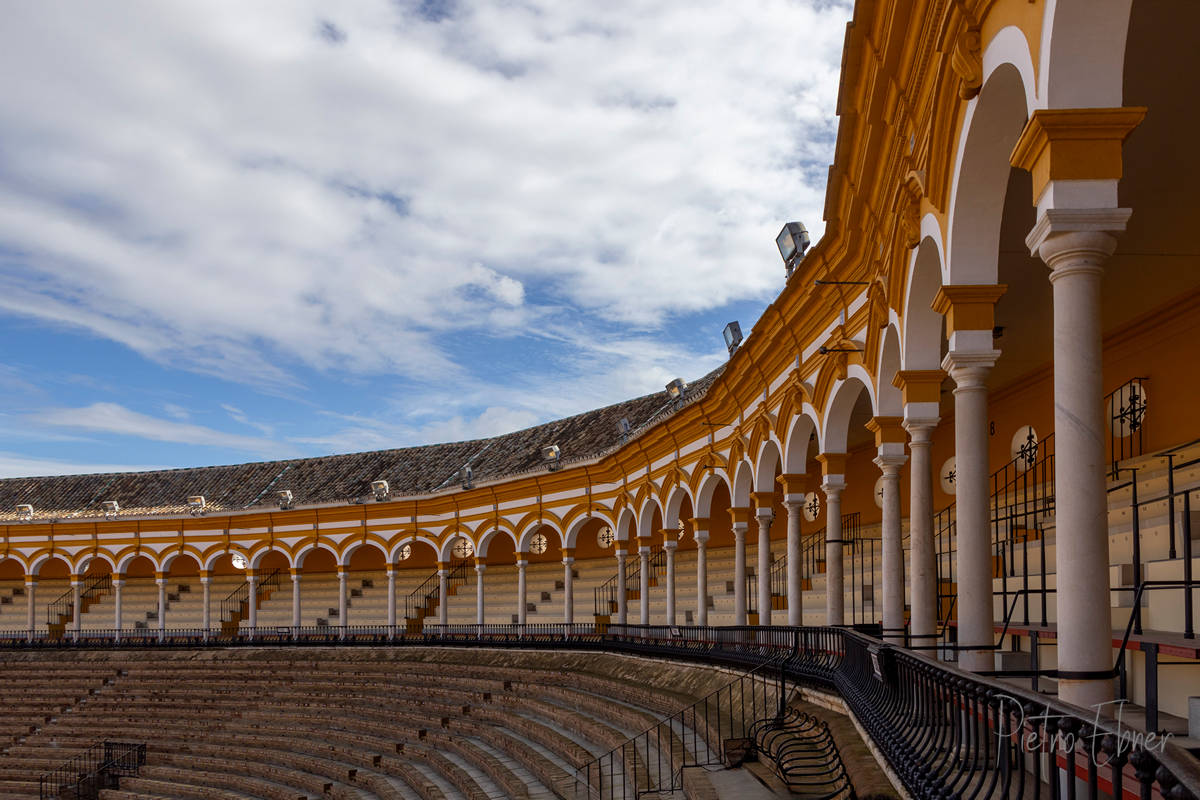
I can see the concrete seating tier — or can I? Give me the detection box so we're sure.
[0,647,735,800]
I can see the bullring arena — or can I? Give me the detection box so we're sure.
[3,0,1200,798]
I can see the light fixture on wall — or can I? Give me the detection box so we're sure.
[541,444,561,471]
[776,221,810,279]
[371,480,390,501]
[460,466,474,490]
[231,553,248,570]
[101,500,119,519]
[16,504,33,522]
[276,490,294,510]
[186,496,206,516]
[723,321,743,356]
[665,378,687,402]
[618,417,632,442]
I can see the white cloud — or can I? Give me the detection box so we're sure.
[30,403,297,457]
[0,452,167,480]
[0,0,849,391]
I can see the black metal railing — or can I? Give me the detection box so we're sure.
[769,551,787,601]
[46,573,112,628]
[1108,376,1148,478]
[992,432,1055,629]
[749,707,854,798]
[39,740,146,800]
[4,624,1200,799]
[573,661,790,798]
[403,558,469,622]
[593,550,664,619]
[219,568,281,625]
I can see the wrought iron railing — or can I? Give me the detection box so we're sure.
[1107,376,1148,478]
[991,432,1055,628]
[39,740,146,800]
[219,568,281,625]
[593,549,664,619]
[403,558,469,622]
[46,573,112,628]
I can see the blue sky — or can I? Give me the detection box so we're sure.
[0,1,852,477]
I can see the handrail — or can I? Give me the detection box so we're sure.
[403,558,470,621]
[592,549,664,619]
[46,573,112,627]
[219,568,281,624]
[39,740,146,800]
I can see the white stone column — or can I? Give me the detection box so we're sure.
[200,575,211,639]
[475,563,486,627]
[876,454,908,644]
[695,530,709,627]
[562,555,575,624]
[823,480,846,626]
[291,571,302,630]
[638,543,651,625]
[437,565,449,627]
[71,577,82,640]
[386,568,396,635]
[784,501,804,626]
[755,509,773,625]
[943,350,999,672]
[904,418,939,644]
[1029,214,1129,707]
[156,576,168,641]
[663,540,677,625]
[337,570,348,631]
[25,578,35,641]
[112,576,124,639]
[245,574,257,633]
[516,558,528,626]
[732,522,748,626]
[614,550,628,625]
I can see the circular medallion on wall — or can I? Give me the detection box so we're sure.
[1108,379,1148,437]
[873,476,885,509]
[802,492,821,522]
[530,532,549,554]
[597,526,614,549]
[231,553,248,570]
[397,543,412,562]
[1010,425,1038,472]
[452,536,474,559]
[939,457,957,495]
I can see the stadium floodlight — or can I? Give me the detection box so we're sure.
[186,496,206,516]
[542,444,561,471]
[617,417,632,442]
[723,321,743,356]
[665,378,687,401]
[276,490,294,510]
[461,466,474,490]
[16,504,33,521]
[371,480,390,501]
[776,222,811,278]
[101,500,119,518]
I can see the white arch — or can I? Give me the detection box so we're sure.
[754,439,783,493]
[115,550,162,575]
[290,541,339,570]
[516,521,564,554]
[902,234,945,371]
[636,496,662,540]
[564,510,615,550]
[693,472,731,519]
[0,552,30,573]
[1038,0,1131,109]
[782,411,820,474]
[160,550,202,573]
[389,535,439,565]
[731,459,754,508]
[662,484,692,530]
[984,25,1040,114]
[247,545,289,570]
[876,324,904,417]
[945,62,1031,287]
[476,527,519,559]
[338,538,388,568]
[76,551,118,574]
[821,371,878,455]
[615,506,636,544]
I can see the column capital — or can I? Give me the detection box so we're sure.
[562,556,575,565]
[874,453,908,475]
[931,284,1007,339]
[111,577,125,587]
[515,558,528,567]
[24,577,36,586]
[782,498,805,514]
[866,416,907,460]
[694,529,710,545]
[731,526,746,541]
[727,506,753,526]
[290,569,302,580]
[70,575,83,586]
[815,451,846,478]
[754,506,774,522]
[821,476,846,497]
[198,573,211,584]
[613,548,626,557]
[639,544,652,554]
[750,491,775,515]
[662,539,678,552]
[474,555,488,568]
[892,369,946,404]
[436,561,450,572]
[1010,107,1146,205]
[1027,209,1129,280]
[902,416,941,441]
[688,516,709,533]
[942,349,999,390]
[561,547,575,560]
[474,563,487,574]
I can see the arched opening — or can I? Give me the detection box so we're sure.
[0,556,25,630]
[294,547,338,629]
[119,555,158,633]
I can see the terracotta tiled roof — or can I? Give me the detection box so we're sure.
[0,368,723,521]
